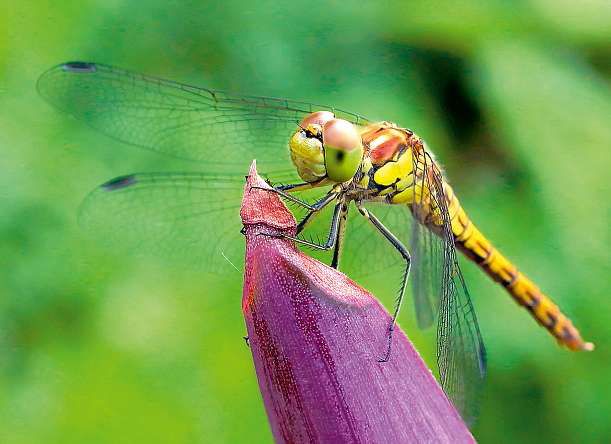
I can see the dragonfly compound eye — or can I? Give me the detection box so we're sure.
[322,118,364,183]
[299,111,335,128]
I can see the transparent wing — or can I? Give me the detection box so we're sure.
[327,201,438,330]
[409,218,443,329]
[38,61,370,169]
[412,150,487,424]
[437,259,486,425]
[79,169,312,272]
[341,203,409,277]
[79,172,248,273]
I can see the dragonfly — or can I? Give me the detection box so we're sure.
[38,61,594,424]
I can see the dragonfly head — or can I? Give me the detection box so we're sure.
[289,111,363,184]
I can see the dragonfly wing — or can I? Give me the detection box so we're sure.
[340,203,409,277]
[413,151,487,424]
[334,201,439,330]
[437,258,487,424]
[409,220,442,329]
[79,172,248,273]
[38,62,370,170]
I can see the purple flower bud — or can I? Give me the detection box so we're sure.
[241,161,474,443]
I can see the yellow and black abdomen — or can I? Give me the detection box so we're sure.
[358,122,592,351]
[444,184,593,351]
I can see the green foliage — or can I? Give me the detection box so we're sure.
[1,1,609,443]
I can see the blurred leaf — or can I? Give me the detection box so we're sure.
[474,41,611,277]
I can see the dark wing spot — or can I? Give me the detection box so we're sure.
[102,175,137,191]
[62,62,97,73]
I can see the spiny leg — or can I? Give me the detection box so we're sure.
[266,200,344,251]
[357,204,411,363]
[251,180,339,211]
[294,200,348,269]
[252,179,347,254]
[252,180,341,237]
[331,203,349,269]
[275,181,321,192]
[296,210,318,235]
[294,191,339,235]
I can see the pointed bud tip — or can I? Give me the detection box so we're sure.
[240,161,296,231]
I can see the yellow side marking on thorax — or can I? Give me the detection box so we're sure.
[356,157,373,188]
[373,148,413,187]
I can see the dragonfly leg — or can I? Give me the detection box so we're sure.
[275,182,318,192]
[251,180,337,211]
[264,200,344,251]
[330,203,349,269]
[294,192,340,234]
[357,204,411,363]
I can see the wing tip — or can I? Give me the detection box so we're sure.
[37,61,98,104]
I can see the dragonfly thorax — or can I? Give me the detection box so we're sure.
[289,111,364,184]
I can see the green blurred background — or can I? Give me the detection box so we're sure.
[1,1,610,443]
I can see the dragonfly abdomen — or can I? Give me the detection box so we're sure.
[445,185,593,352]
